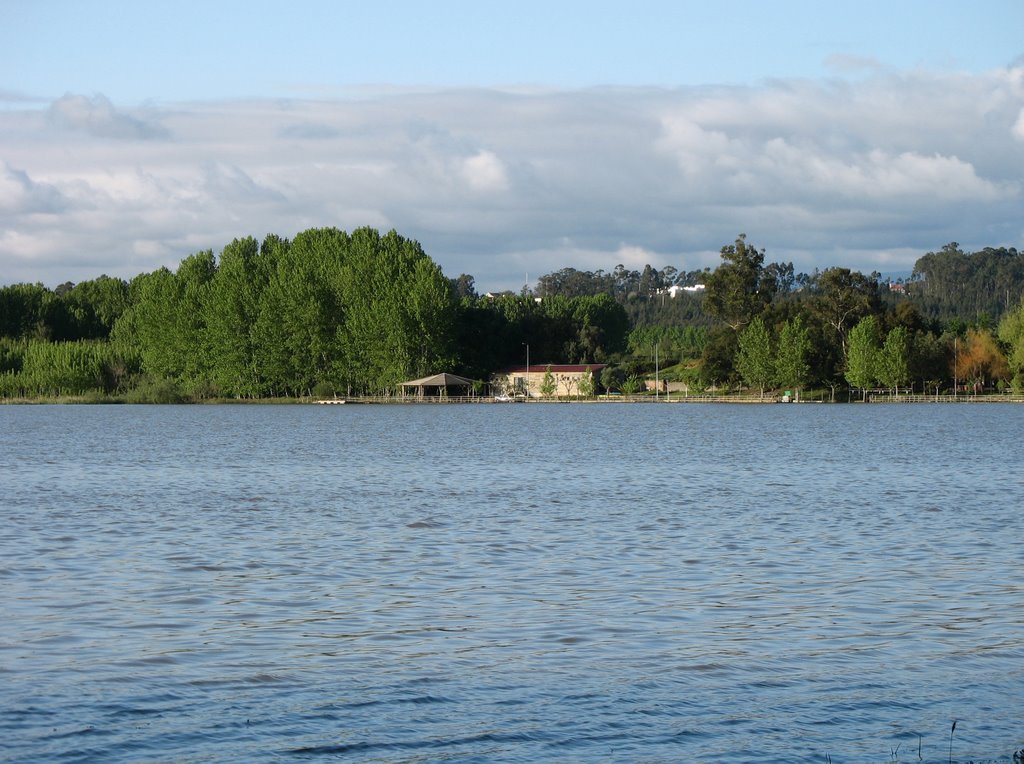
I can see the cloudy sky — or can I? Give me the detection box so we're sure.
[2,1,1023,291]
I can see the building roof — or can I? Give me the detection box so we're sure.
[400,373,475,388]
[499,364,607,374]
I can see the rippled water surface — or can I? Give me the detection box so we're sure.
[2,403,1023,762]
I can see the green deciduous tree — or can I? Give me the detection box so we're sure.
[540,365,556,397]
[775,315,812,399]
[61,276,131,340]
[578,367,595,397]
[958,328,1009,393]
[599,365,621,393]
[570,293,629,362]
[735,316,774,397]
[337,228,456,393]
[997,298,1024,392]
[877,325,911,394]
[845,315,882,399]
[116,264,201,385]
[204,236,264,397]
[108,227,459,398]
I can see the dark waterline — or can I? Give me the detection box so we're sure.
[2,404,1022,762]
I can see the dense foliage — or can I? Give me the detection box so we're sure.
[0,227,628,399]
[910,242,1024,322]
[2,229,1023,401]
[532,236,1024,398]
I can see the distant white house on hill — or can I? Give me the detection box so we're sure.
[658,284,705,298]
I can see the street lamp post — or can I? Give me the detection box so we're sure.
[655,342,659,401]
[523,342,530,400]
[953,336,958,399]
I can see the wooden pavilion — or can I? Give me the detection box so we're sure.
[400,372,476,398]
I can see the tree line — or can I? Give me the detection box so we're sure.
[0,227,628,400]
[688,235,1023,398]
[2,228,1023,400]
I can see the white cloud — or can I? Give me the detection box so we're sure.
[0,229,54,260]
[0,162,68,214]
[461,150,508,192]
[1,74,1022,290]
[1014,108,1024,142]
[48,93,168,140]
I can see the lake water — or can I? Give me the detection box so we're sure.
[1,402,1022,763]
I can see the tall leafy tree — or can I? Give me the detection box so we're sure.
[0,282,68,340]
[812,267,881,357]
[250,234,304,395]
[204,237,264,397]
[266,227,346,394]
[775,315,812,398]
[877,326,911,394]
[449,273,477,299]
[570,293,629,362]
[173,251,217,392]
[62,275,131,339]
[703,234,772,331]
[578,367,595,397]
[997,298,1024,392]
[909,330,950,395]
[337,228,456,393]
[845,315,882,399]
[118,265,196,383]
[700,326,738,387]
[735,316,774,397]
[540,365,556,397]
[958,329,1009,393]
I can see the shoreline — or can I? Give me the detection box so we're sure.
[5,394,1024,405]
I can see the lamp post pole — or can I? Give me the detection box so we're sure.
[953,336,958,399]
[655,342,659,401]
[523,343,530,400]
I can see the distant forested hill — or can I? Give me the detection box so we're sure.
[910,243,1024,323]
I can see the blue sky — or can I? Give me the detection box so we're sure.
[6,1,1022,100]
[2,1,1023,288]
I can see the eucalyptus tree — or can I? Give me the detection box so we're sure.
[811,267,882,358]
[912,242,1024,321]
[703,234,773,331]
